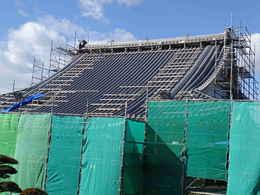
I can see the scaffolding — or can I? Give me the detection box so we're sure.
[176,26,259,101]
[213,26,259,100]
[31,41,75,86]
[232,26,259,100]
[31,57,49,86]
[48,41,75,77]
[2,27,258,117]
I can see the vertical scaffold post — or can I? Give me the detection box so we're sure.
[12,80,16,93]
[31,57,36,86]
[124,101,127,118]
[51,93,55,114]
[213,40,218,97]
[230,33,234,100]
[182,99,189,195]
[49,40,54,77]
[85,99,89,118]
[253,45,257,99]
[144,87,149,121]
[77,116,89,195]
[74,31,77,49]
[43,109,53,190]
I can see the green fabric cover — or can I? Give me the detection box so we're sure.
[14,114,51,190]
[187,101,229,181]
[0,114,20,157]
[0,113,20,185]
[145,100,230,194]
[228,102,260,195]
[124,119,145,195]
[145,101,186,195]
[46,116,84,195]
[79,117,125,195]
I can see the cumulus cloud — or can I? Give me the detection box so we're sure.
[252,33,260,75]
[0,21,65,93]
[79,0,143,20]
[79,0,111,20]
[0,16,135,94]
[107,28,135,41]
[38,16,135,43]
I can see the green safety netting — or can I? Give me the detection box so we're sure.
[145,101,186,195]
[14,114,51,190]
[124,119,145,195]
[1,100,253,194]
[146,101,230,194]
[0,113,20,186]
[79,117,125,195]
[228,102,260,195]
[0,114,20,158]
[46,116,85,195]
[187,101,230,181]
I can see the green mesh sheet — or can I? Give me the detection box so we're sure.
[46,116,84,195]
[0,113,20,185]
[187,101,230,181]
[123,119,145,195]
[228,102,260,195]
[145,101,186,195]
[14,114,51,190]
[0,114,20,157]
[79,117,125,195]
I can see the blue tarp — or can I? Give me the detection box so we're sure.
[2,93,44,112]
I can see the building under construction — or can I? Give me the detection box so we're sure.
[0,27,258,116]
[0,27,259,195]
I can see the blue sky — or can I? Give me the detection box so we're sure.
[1,0,259,38]
[0,0,260,92]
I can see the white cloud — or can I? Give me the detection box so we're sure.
[106,28,136,41]
[79,0,143,20]
[18,9,29,17]
[79,0,111,20]
[37,16,135,43]
[0,22,65,93]
[15,0,32,18]
[38,16,88,42]
[118,0,143,7]
[0,16,135,94]
[252,33,260,75]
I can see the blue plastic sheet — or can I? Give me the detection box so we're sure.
[2,93,44,112]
